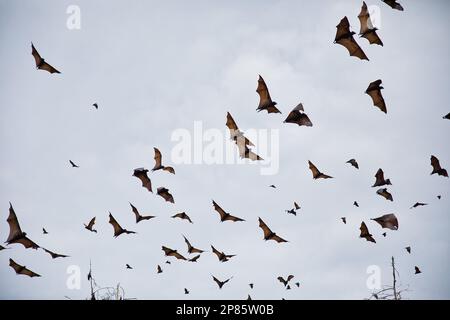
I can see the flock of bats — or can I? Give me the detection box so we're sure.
[2,0,449,299]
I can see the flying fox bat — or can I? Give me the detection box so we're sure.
[354,201,359,207]
[444,113,450,120]
[133,168,152,192]
[157,265,162,273]
[382,0,404,11]
[42,228,48,234]
[31,43,60,74]
[285,209,296,216]
[371,213,398,230]
[308,161,333,179]
[183,235,204,254]
[226,112,254,146]
[212,275,233,289]
[249,283,254,289]
[184,288,189,294]
[360,222,376,243]
[269,185,276,189]
[152,147,175,174]
[372,168,391,187]
[9,259,41,277]
[278,275,294,287]
[341,217,347,224]
[405,246,411,254]
[126,264,133,269]
[108,213,136,238]
[358,2,383,46]
[69,160,79,168]
[212,200,245,222]
[256,75,281,114]
[43,248,69,259]
[415,266,421,274]
[430,155,448,177]
[211,245,235,262]
[172,212,193,224]
[6,203,39,249]
[258,217,288,243]
[346,159,359,169]
[162,246,187,260]
[188,255,201,262]
[366,80,387,113]
[294,202,300,210]
[377,188,393,201]
[295,282,300,287]
[92,103,98,109]
[157,187,175,203]
[283,103,313,127]
[334,17,369,61]
[129,203,155,223]
[382,232,387,237]
[84,217,97,233]
[410,202,427,209]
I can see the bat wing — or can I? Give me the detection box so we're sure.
[109,213,124,237]
[86,217,96,229]
[212,276,222,288]
[183,235,193,251]
[358,2,373,35]
[130,203,141,222]
[133,169,152,192]
[226,112,239,131]
[237,143,263,161]
[173,251,187,260]
[287,275,294,282]
[366,80,386,113]
[371,214,399,230]
[224,214,245,222]
[308,161,321,179]
[359,222,376,243]
[271,234,288,243]
[157,187,175,203]
[373,168,385,186]
[294,202,300,210]
[431,155,442,173]
[40,61,60,74]
[13,236,40,249]
[44,248,68,259]
[284,110,313,127]
[383,0,404,11]
[256,75,272,109]
[9,259,41,277]
[212,201,227,220]
[211,245,222,259]
[6,203,24,243]
[31,43,42,67]
[362,30,383,46]
[163,166,175,174]
[335,17,369,61]
[258,217,273,239]
[153,147,163,170]
[277,277,287,286]
[162,246,172,256]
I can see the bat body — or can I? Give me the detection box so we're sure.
[6,203,39,249]
[152,147,175,174]
[277,275,294,287]
[358,2,383,46]
[162,246,187,260]
[430,155,448,177]
[360,222,376,243]
[84,217,97,233]
[31,43,60,74]
[172,212,193,224]
[258,217,288,243]
[133,168,152,192]
[371,213,398,230]
[415,266,421,274]
[366,80,387,113]
[211,245,235,262]
[283,103,312,127]
[157,187,175,203]
[9,259,41,277]
[410,202,427,209]
[341,217,347,224]
[212,200,245,222]
[212,275,232,289]
[372,169,391,187]
[382,0,404,11]
[43,248,69,259]
[346,159,359,169]
[308,161,333,179]
[69,160,79,168]
[108,213,136,238]
[334,17,369,61]
[256,75,281,114]
[376,188,393,201]
[405,246,411,254]
[183,235,204,254]
[129,203,155,223]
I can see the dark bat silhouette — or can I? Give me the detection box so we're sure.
[341,217,347,224]
[129,203,155,223]
[184,288,189,294]
[354,201,359,207]
[444,113,450,120]
[9,259,41,277]
[346,159,359,169]
[212,200,245,222]
[360,222,376,243]
[249,283,254,289]
[157,187,175,203]
[377,188,393,201]
[415,266,421,274]
[133,168,152,192]
[69,160,79,168]
[162,246,187,260]
[183,235,204,254]
[165,260,171,264]
[126,264,133,269]
[371,213,398,230]
[277,275,294,287]
[188,255,201,262]
[256,75,281,114]
[157,265,162,273]
[152,147,175,174]
[372,168,391,187]
[247,294,252,300]
[295,282,300,287]
[430,155,448,177]
[84,217,97,233]
[42,228,48,234]
[226,112,254,147]
[172,212,193,224]
[212,275,233,289]
[334,17,369,61]
[258,217,288,243]
[43,248,69,259]
[6,203,39,249]
[405,246,411,254]
[358,2,383,46]
[287,285,291,290]
[31,43,60,74]
[382,232,387,237]
[382,0,404,11]
[92,103,98,109]
[283,103,312,127]
[294,202,300,210]
[308,161,333,179]
[366,80,387,113]
[285,209,296,216]
[211,245,235,262]
[108,213,136,238]
[437,195,441,200]
[410,202,427,209]
[269,185,276,189]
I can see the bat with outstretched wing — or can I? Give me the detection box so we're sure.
[256,75,281,114]
[308,161,333,179]
[133,168,152,192]
[334,17,369,61]
[6,203,39,249]
[9,259,41,277]
[366,80,387,113]
[162,246,187,260]
[43,248,69,259]
[341,217,347,224]
[283,103,313,127]
[171,212,193,224]
[382,0,404,11]
[129,203,155,223]
[376,188,393,201]
[152,147,175,174]
[84,217,97,233]
[183,235,204,254]
[371,213,399,230]
[430,155,448,177]
[405,246,411,254]
[415,266,421,274]
[410,202,427,209]
[358,2,383,46]
[258,217,288,243]
[31,43,61,74]
[157,187,175,203]
[346,159,359,169]
[360,222,376,243]
[277,275,294,287]
[212,200,245,222]
[108,213,136,238]
[69,160,79,168]
[211,245,235,262]
[372,168,391,187]
[212,275,233,289]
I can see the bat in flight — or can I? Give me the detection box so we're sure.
[405,246,411,254]
[382,0,404,11]
[31,43,60,74]
[371,213,399,230]
[415,266,421,274]
[285,209,296,216]
[444,113,450,120]
[126,264,133,270]
[157,265,162,273]
[334,17,369,61]
[283,103,313,127]
[258,217,288,243]
[372,168,392,187]
[43,248,69,259]
[366,80,387,113]
[92,103,98,109]
[226,112,254,147]
[212,200,245,222]
[6,203,39,249]
[69,160,79,168]
[341,217,347,224]
[376,188,393,201]
[358,2,383,46]
[256,75,281,114]
[184,288,189,294]
[360,222,376,243]
[172,212,193,224]
[188,255,201,262]
[353,201,359,207]
[133,168,152,192]
[346,159,359,169]
[84,217,97,233]
[410,202,427,209]
[162,246,187,260]
[211,245,236,262]
[212,275,233,289]
[108,213,136,238]
[157,187,175,203]
[430,155,448,177]
[308,161,333,179]
[9,259,41,278]
[42,228,48,234]
[249,283,254,289]
[129,203,155,223]
[278,275,294,287]
[152,147,175,174]
[183,235,204,254]
[382,232,387,237]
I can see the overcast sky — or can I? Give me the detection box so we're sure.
[0,0,449,300]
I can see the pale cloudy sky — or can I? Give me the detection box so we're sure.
[0,0,449,300]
